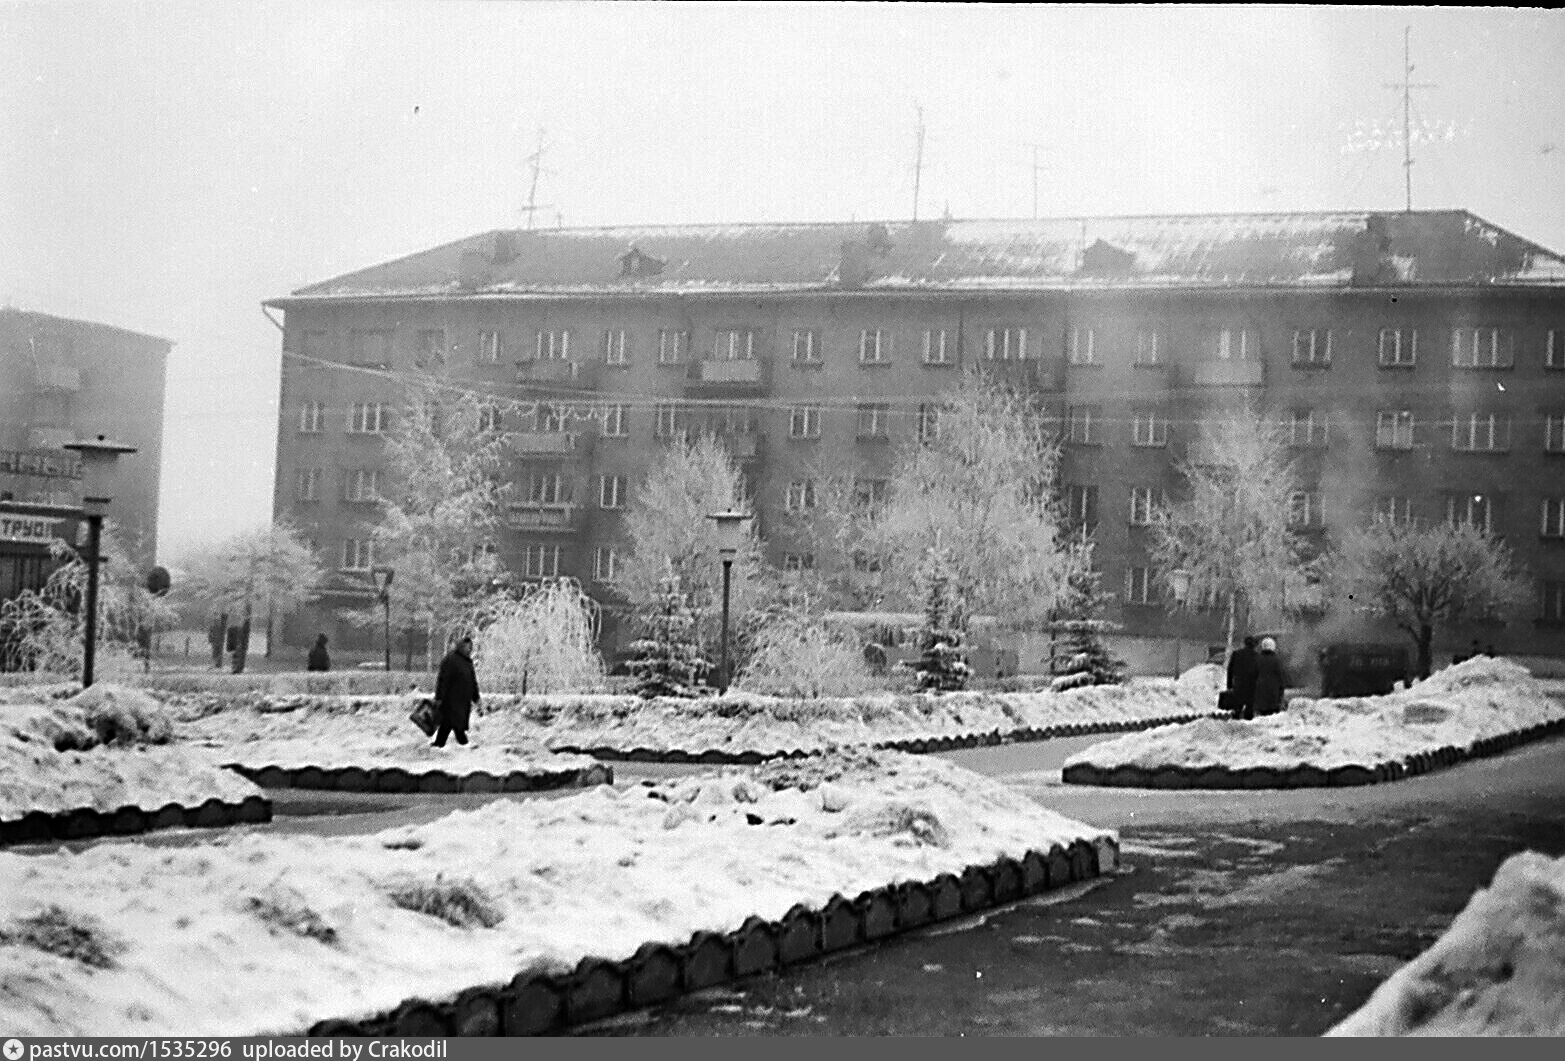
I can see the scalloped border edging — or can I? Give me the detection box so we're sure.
[0,794,272,847]
[548,712,1218,765]
[297,836,1119,1036]
[223,762,614,794]
[1060,716,1565,789]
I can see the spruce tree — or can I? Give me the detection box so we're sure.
[1050,552,1126,689]
[913,564,970,693]
[627,574,709,698]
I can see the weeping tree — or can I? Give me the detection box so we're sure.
[1149,413,1324,656]
[1337,518,1528,680]
[470,578,606,694]
[181,520,325,672]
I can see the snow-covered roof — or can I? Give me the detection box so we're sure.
[268,210,1565,305]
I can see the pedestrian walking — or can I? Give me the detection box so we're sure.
[1225,635,1259,719]
[208,612,227,670]
[1253,636,1289,717]
[306,633,331,672]
[432,634,481,747]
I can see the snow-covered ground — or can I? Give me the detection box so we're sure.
[1063,657,1564,775]
[0,750,1115,1036]
[1327,849,1565,1035]
[0,685,259,820]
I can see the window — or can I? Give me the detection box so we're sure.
[1541,498,1565,539]
[522,544,562,579]
[1124,566,1153,605]
[1209,328,1253,361]
[713,328,756,361]
[1549,330,1565,370]
[1379,328,1418,367]
[1451,412,1510,452]
[477,404,503,433]
[299,401,325,434]
[853,479,889,511]
[415,329,446,368]
[1541,580,1565,623]
[923,329,954,365]
[916,403,941,442]
[1131,407,1168,448]
[536,404,566,433]
[528,472,570,505]
[788,405,822,439]
[343,469,380,503]
[602,329,629,366]
[1068,327,1097,366]
[859,328,892,365]
[1289,491,1323,528]
[535,329,571,361]
[1447,493,1494,533]
[599,474,626,510]
[1291,329,1332,367]
[856,403,890,439]
[792,329,821,364]
[478,330,502,364]
[1375,410,1415,450]
[782,552,816,573]
[1451,328,1514,368]
[294,468,320,502]
[1376,495,1413,526]
[340,539,374,572]
[592,546,618,582]
[1129,487,1162,527]
[785,480,816,511]
[658,329,687,365]
[983,327,1028,361]
[349,329,392,368]
[1547,413,1565,454]
[1134,329,1163,366]
[1066,405,1100,445]
[347,402,388,434]
[601,404,629,438]
[711,405,755,434]
[1065,484,1098,529]
[1288,409,1328,448]
[654,403,682,439]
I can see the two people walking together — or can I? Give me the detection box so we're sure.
[1224,634,1288,720]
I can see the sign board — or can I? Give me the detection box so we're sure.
[0,513,65,545]
[0,449,81,479]
[0,502,78,551]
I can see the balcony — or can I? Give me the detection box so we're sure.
[515,359,594,388]
[1182,360,1265,388]
[686,358,767,393]
[505,502,580,533]
[34,363,81,391]
[507,430,584,457]
[713,430,763,461]
[973,358,1064,391]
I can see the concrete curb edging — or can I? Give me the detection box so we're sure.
[297,836,1120,1037]
[0,794,273,847]
[1060,716,1565,789]
[224,762,614,794]
[549,712,1218,765]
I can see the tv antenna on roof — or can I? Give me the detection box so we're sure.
[521,128,555,230]
[911,104,926,222]
[1384,27,1438,212]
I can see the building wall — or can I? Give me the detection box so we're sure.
[271,286,1565,661]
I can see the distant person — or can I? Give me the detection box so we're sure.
[306,633,331,672]
[1485,644,1497,658]
[432,634,481,748]
[1225,635,1259,720]
[208,612,227,670]
[1252,637,1289,717]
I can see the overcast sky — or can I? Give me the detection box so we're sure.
[3,2,1563,564]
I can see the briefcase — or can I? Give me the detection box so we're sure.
[1217,690,1242,715]
[409,697,439,737]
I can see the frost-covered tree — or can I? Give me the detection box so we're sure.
[734,599,877,699]
[626,571,708,698]
[471,578,606,694]
[1050,544,1126,689]
[1150,413,1323,655]
[1338,518,1528,680]
[180,520,324,673]
[911,552,970,693]
[781,447,884,610]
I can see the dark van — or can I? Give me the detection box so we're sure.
[1318,642,1411,698]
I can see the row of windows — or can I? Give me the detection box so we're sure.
[300,323,1565,372]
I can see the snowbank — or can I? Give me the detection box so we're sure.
[0,750,1114,1036]
[1327,850,1565,1035]
[1063,657,1564,778]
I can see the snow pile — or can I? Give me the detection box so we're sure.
[0,750,1114,1036]
[1064,657,1563,774]
[1327,850,1565,1035]
[0,685,259,819]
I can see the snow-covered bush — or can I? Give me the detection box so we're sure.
[627,574,709,699]
[735,617,877,698]
[384,875,504,929]
[67,684,173,746]
[471,579,606,695]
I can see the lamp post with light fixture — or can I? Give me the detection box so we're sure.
[371,566,395,672]
[1169,567,1192,678]
[705,510,753,693]
[62,436,137,689]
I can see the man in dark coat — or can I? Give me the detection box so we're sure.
[306,633,331,672]
[433,635,481,747]
[1252,636,1289,717]
[1225,635,1259,719]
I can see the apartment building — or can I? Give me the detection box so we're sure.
[265,211,1565,659]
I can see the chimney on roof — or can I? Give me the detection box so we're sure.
[492,230,516,266]
[1349,215,1396,286]
[837,240,870,290]
[457,250,491,291]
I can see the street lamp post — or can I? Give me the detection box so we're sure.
[705,509,753,694]
[63,436,137,689]
[371,566,395,672]
[1169,568,1192,679]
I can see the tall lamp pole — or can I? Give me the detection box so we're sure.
[706,510,753,694]
[1169,568,1192,679]
[371,566,395,672]
[63,436,137,689]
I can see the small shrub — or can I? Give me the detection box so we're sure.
[385,875,504,929]
[0,906,125,968]
[735,618,877,699]
[68,685,173,746]
[245,892,338,945]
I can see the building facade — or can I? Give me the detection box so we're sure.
[265,211,1565,662]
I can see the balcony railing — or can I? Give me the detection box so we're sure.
[713,430,762,460]
[974,358,1064,391]
[687,358,766,390]
[515,359,592,387]
[1183,360,1265,388]
[505,502,579,533]
[507,430,582,457]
